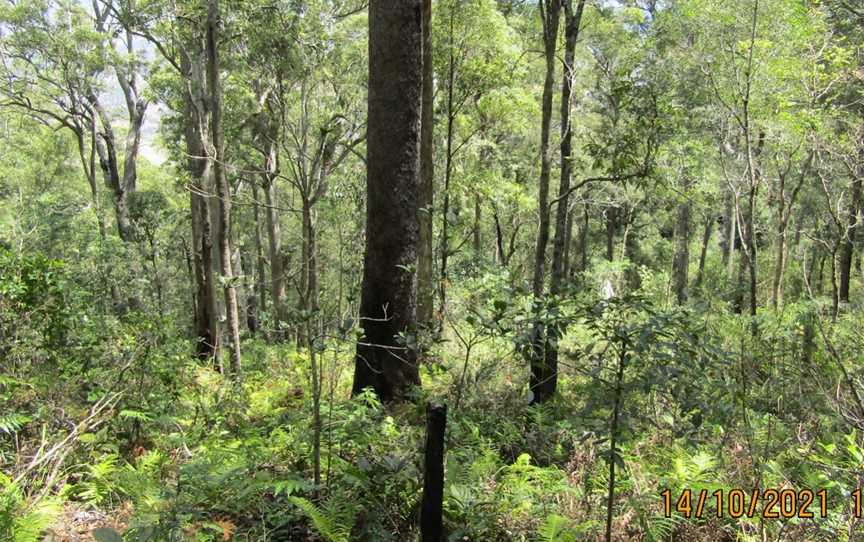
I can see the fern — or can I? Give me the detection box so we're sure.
[538,514,578,542]
[644,513,684,542]
[12,498,62,542]
[1,475,61,542]
[0,412,31,434]
[538,514,599,542]
[119,409,154,423]
[668,447,717,489]
[76,454,121,506]
[290,495,357,542]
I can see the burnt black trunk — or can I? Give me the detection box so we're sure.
[420,403,447,542]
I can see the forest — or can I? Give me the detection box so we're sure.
[1,0,863,540]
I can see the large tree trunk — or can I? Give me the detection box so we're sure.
[252,87,288,339]
[528,0,561,405]
[417,0,435,329]
[539,0,584,404]
[352,0,423,402]
[207,0,242,376]
[182,46,219,361]
[117,97,147,243]
[112,25,148,243]
[672,175,692,304]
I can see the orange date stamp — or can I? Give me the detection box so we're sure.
[661,488,864,519]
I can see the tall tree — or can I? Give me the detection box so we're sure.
[181,42,220,360]
[206,0,242,375]
[527,0,561,405]
[352,0,423,402]
[91,0,149,244]
[541,0,586,402]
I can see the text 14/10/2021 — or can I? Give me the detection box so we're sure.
[660,488,864,519]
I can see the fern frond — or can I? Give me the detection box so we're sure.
[0,413,31,435]
[538,514,578,542]
[12,497,62,542]
[290,496,356,542]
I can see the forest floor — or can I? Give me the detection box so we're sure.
[44,503,132,542]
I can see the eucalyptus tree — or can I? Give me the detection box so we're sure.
[0,1,108,239]
[352,0,423,402]
[0,0,150,309]
[678,0,849,315]
[114,0,247,366]
[91,0,150,244]
[205,0,242,375]
[541,0,586,399]
[527,0,561,404]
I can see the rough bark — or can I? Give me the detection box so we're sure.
[352,0,423,402]
[417,0,435,329]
